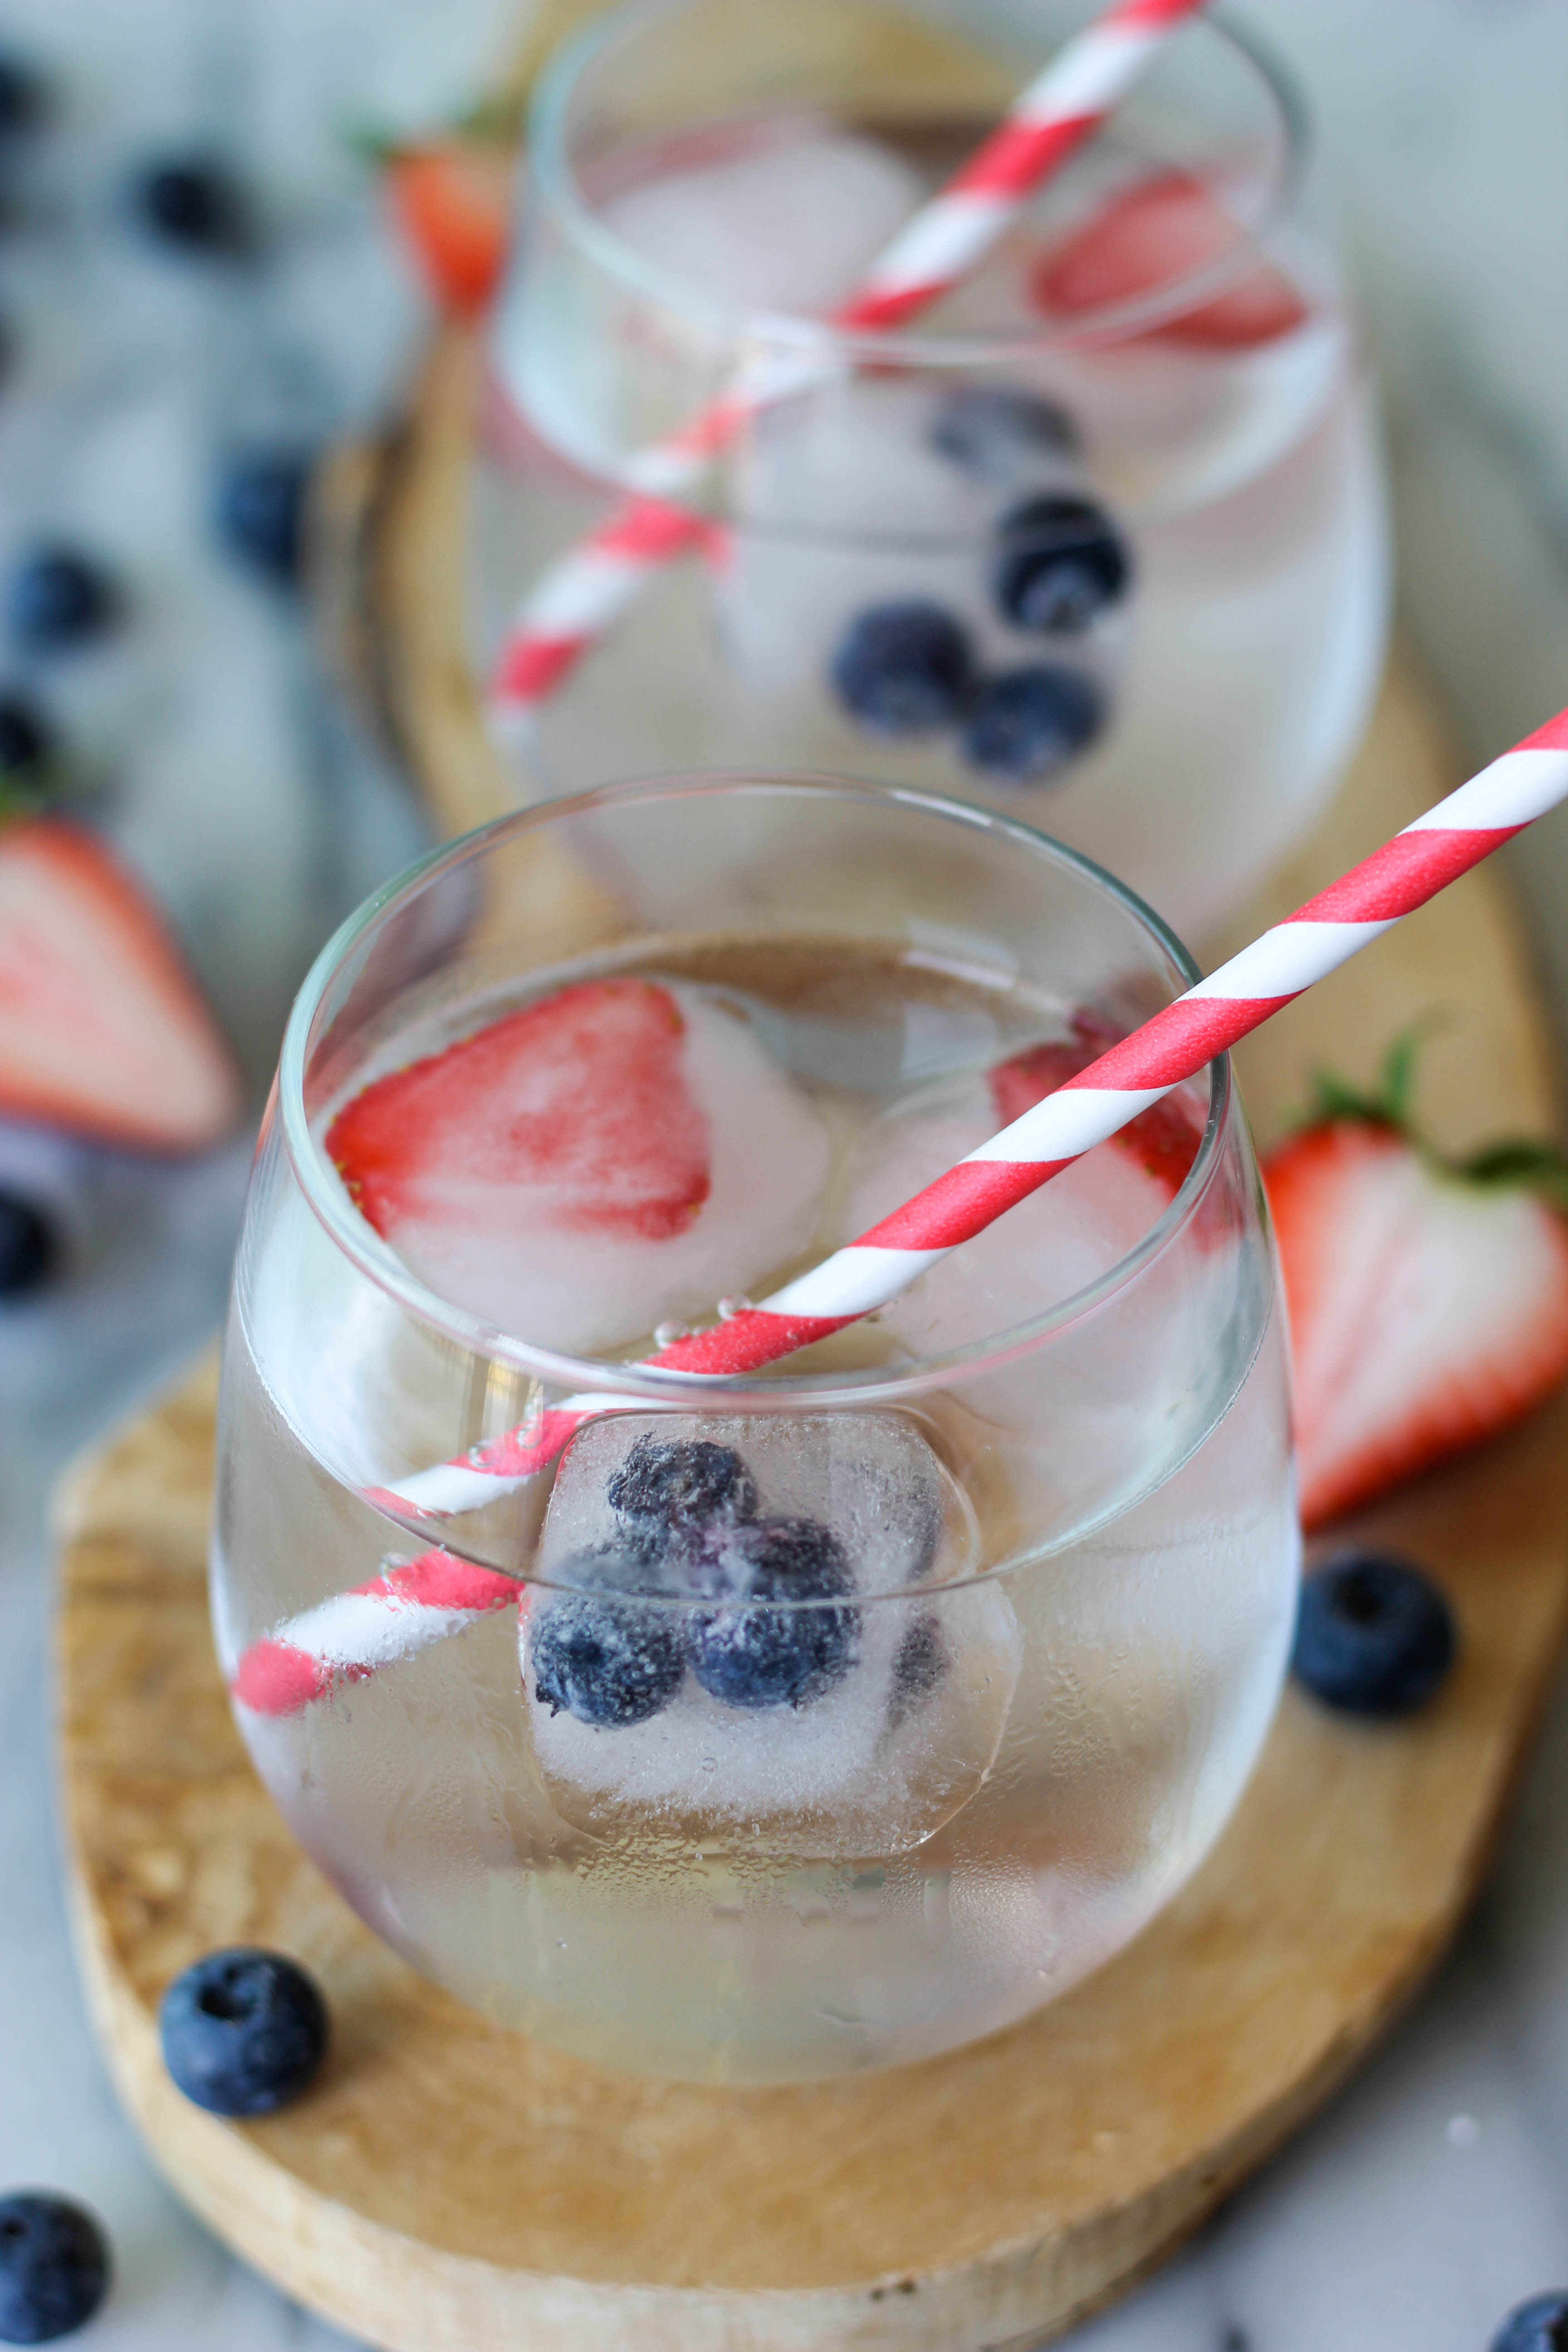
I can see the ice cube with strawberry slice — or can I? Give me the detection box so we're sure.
[324,976,832,1356]
[1032,170,1308,351]
[1262,1035,1568,1529]
[840,1010,1205,1357]
[988,1015,1205,1199]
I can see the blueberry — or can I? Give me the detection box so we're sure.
[0,1191,55,1299]
[0,2195,109,2344]
[531,1554,686,1726]
[961,664,1104,781]
[607,1435,759,1546]
[215,451,311,586]
[10,550,118,652]
[1491,2293,1568,2352]
[931,384,1078,478]
[888,1610,946,1727]
[690,1517,859,1711]
[159,1948,328,2117]
[133,157,250,255]
[0,57,46,141]
[1291,1552,1457,1718]
[831,600,975,735]
[992,495,1130,634]
[0,692,51,784]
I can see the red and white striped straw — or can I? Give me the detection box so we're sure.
[230,707,1568,1717]
[489,0,1205,715]
[229,1552,519,1719]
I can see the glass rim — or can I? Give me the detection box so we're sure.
[277,771,1235,1406]
[523,0,1312,364]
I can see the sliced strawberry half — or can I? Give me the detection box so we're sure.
[990,1011,1204,1200]
[0,818,240,1152]
[1263,1047,1568,1529]
[328,978,711,1250]
[1031,170,1308,351]
[384,141,512,316]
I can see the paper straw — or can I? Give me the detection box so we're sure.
[230,706,1568,1716]
[228,1551,520,1719]
[489,0,1206,714]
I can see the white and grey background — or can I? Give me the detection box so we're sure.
[2,2,1568,2345]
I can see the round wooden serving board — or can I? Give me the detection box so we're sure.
[52,650,1568,2352]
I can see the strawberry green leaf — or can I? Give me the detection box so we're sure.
[1460,1139,1568,1214]
[453,93,525,147]
[1297,1017,1447,1135]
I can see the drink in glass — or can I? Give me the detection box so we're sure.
[213,777,1299,2082]
[475,0,1388,939]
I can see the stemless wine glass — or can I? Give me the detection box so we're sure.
[474,0,1389,941]
[213,774,1298,2084]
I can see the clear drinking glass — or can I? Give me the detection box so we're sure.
[474,0,1389,941]
[213,775,1299,2083]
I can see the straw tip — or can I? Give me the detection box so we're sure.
[230,1641,339,1718]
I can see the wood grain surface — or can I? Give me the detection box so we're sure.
[52,657,1568,2351]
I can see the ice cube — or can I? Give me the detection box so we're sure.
[714,371,1119,732]
[712,381,991,709]
[538,1409,967,1598]
[839,1071,1178,1355]
[930,383,1080,480]
[521,1410,1019,1860]
[367,983,833,1356]
[599,125,926,318]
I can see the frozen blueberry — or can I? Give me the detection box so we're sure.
[888,1611,946,1727]
[992,494,1131,635]
[132,157,251,255]
[691,1517,859,1711]
[0,692,51,785]
[215,450,311,587]
[1491,2293,1568,2352]
[831,600,975,735]
[0,2194,109,2344]
[159,1948,328,2117]
[607,1435,759,1547]
[0,57,46,141]
[1291,1552,1456,1719]
[961,664,1104,781]
[0,1192,55,1299]
[10,550,118,652]
[531,1555,686,1726]
[931,384,1078,478]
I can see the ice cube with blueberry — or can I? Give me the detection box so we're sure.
[521,1413,1021,1861]
[717,367,1129,790]
[715,375,999,712]
[929,384,1079,482]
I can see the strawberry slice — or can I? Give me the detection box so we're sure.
[1263,1046,1568,1529]
[384,141,512,316]
[1031,171,1308,350]
[0,818,240,1152]
[990,1013,1204,1200]
[326,976,835,1356]
[328,979,711,1250]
